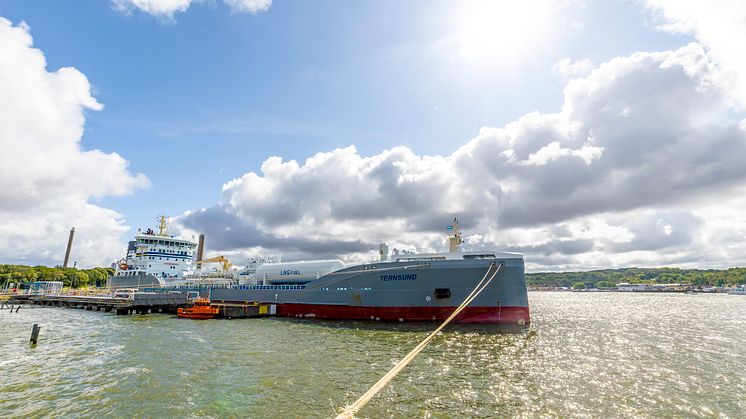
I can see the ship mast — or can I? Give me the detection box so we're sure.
[157,214,169,236]
[448,217,463,253]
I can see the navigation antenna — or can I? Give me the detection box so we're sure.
[157,214,170,236]
[447,217,463,253]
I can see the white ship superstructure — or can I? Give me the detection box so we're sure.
[109,216,198,289]
[128,233,197,279]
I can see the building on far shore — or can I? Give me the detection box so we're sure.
[616,283,691,292]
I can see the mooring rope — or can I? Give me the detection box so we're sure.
[335,262,502,419]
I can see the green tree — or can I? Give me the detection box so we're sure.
[0,273,11,288]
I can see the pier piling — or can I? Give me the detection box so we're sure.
[29,324,41,346]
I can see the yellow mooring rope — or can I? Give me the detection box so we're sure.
[335,262,502,419]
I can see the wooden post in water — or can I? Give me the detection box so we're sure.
[29,324,41,346]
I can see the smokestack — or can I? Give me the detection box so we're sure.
[63,227,75,268]
[196,234,205,268]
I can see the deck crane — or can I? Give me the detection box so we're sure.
[196,256,232,271]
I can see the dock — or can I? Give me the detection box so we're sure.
[210,301,277,318]
[6,292,191,315]
[5,292,278,319]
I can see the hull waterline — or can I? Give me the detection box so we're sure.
[276,303,530,324]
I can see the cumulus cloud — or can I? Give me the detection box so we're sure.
[178,39,746,269]
[0,18,148,267]
[113,0,271,19]
[646,0,746,107]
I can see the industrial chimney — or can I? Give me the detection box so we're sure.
[196,234,205,268]
[63,227,75,268]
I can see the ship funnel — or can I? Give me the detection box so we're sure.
[63,227,75,268]
[379,243,389,261]
[196,234,205,267]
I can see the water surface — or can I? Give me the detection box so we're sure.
[1,292,744,417]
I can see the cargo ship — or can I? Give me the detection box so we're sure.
[108,215,201,289]
[109,218,530,325]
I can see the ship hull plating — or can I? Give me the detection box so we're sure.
[276,303,529,324]
[210,256,530,325]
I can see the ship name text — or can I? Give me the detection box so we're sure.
[380,274,417,281]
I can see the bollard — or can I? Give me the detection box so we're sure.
[30,324,41,346]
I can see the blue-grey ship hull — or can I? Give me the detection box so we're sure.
[210,256,529,324]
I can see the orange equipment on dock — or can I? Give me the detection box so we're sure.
[177,298,218,319]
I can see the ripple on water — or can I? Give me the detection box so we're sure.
[1,293,744,417]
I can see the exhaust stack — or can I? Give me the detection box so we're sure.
[196,234,205,268]
[63,227,75,268]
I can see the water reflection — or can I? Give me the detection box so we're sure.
[270,316,530,335]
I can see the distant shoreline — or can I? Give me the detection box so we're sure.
[526,266,745,290]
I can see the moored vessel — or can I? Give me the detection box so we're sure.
[108,215,200,289]
[111,217,530,325]
[177,298,218,319]
[210,219,530,325]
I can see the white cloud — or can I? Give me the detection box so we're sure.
[223,0,272,14]
[0,18,149,267]
[179,39,746,269]
[113,0,191,18]
[113,0,271,19]
[646,0,746,107]
[521,141,603,166]
[552,57,594,80]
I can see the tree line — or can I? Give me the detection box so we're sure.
[527,267,746,289]
[0,264,114,289]
[3,264,745,290]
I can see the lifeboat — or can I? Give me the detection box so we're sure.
[177,298,219,319]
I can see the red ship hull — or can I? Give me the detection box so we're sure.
[276,303,530,325]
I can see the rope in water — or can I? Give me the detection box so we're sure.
[335,262,502,419]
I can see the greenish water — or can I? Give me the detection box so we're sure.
[1,292,744,418]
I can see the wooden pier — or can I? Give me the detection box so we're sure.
[7,292,191,315]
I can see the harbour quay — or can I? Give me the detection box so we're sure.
[6,291,191,315]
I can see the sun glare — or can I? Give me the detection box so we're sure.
[451,0,554,68]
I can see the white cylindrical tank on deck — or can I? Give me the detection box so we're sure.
[255,259,345,283]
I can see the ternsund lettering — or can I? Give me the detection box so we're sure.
[380,274,417,281]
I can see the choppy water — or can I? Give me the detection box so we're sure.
[1,292,744,418]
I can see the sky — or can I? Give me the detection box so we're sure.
[1,0,745,271]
